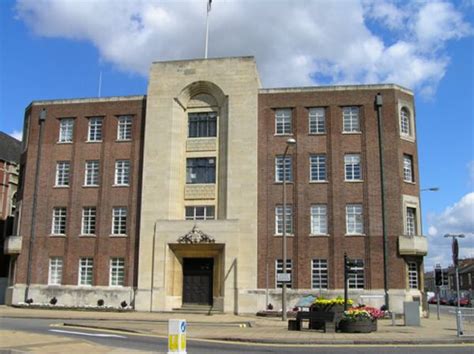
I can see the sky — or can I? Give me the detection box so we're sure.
[0,0,473,270]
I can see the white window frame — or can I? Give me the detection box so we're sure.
[112,207,127,236]
[78,257,93,286]
[81,207,96,235]
[346,204,364,235]
[408,262,419,289]
[311,259,328,289]
[343,106,360,133]
[58,118,74,143]
[400,107,411,136]
[310,154,327,182]
[48,257,63,285]
[51,207,67,235]
[275,109,292,135]
[348,259,364,289]
[88,117,103,142]
[84,160,100,186]
[117,115,132,141]
[309,107,326,134]
[403,154,414,182]
[109,258,125,287]
[276,259,292,288]
[275,205,293,235]
[310,204,328,235]
[185,206,215,220]
[406,207,417,236]
[275,155,292,182]
[114,160,130,186]
[344,154,362,181]
[55,161,70,187]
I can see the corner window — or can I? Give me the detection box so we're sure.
[309,107,325,134]
[275,155,292,182]
[344,154,362,181]
[188,112,217,138]
[117,116,132,141]
[275,109,292,135]
[400,107,411,136]
[406,207,417,236]
[186,158,216,184]
[342,107,360,133]
[275,205,293,235]
[346,204,363,235]
[88,117,103,142]
[185,206,215,220]
[276,259,292,288]
[59,118,74,142]
[408,262,419,289]
[403,154,414,182]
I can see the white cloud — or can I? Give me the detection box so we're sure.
[14,0,472,96]
[9,130,22,141]
[426,192,474,269]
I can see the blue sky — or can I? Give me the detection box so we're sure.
[0,0,472,268]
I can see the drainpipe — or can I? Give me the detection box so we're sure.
[24,108,46,303]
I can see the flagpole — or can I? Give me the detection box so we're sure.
[205,0,211,59]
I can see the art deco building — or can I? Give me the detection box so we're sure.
[4,57,427,313]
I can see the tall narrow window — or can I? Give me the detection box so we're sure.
[117,115,132,141]
[311,204,327,235]
[275,205,293,235]
[115,160,130,186]
[82,207,96,235]
[275,109,292,135]
[59,118,74,142]
[346,204,364,235]
[348,259,364,289]
[400,107,411,136]
[112,207,127,236]
[312,259,328,289]
[276,259,292,288]
[188,112,217,138]
[344,154,361,181]
[406,207,417,236]
[309,107,326,134]
[310,154,327,181]
[88,117,103,141]
[51,207,67,235]
[185,206,215,220]
[48,257,63,285]
[408,262,419,289]
[79,258,93,286]
[186,158,216,184]
[343,107,360,132]
[55,161,70,186]
[110,258,125,287]
[403,154,414,182]
[84,160,99,186]
[275,156,292,182]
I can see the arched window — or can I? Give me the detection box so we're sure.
[400,107,411,136]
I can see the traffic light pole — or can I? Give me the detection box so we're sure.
[436,287,440,320]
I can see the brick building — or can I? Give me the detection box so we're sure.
[5,57,426,313]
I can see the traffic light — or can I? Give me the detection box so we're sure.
[435,267,442,286]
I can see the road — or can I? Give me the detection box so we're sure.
[1,317,473,353]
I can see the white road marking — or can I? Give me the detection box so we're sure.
[49,329,127,338]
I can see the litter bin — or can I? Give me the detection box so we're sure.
[403,301,421,326]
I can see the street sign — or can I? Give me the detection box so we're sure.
[277,273,291,282]
[168,319,187,354]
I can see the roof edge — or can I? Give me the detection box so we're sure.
[28,95,146,108]
[259,83,413,95]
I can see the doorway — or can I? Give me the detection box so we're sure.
[182,258,213,305]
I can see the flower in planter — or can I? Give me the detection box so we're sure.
[313,296,353,306]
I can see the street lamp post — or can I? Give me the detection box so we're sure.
[281,137,296,321]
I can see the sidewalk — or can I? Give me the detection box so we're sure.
[1,305,473,345]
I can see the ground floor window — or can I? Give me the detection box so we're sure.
[48,257,63,285]
[408,262,419,289]
[311,259,328,289]
[109,258,125,287]
[348,259,364,289]
[276,259,292,288]
[78,257,93,286]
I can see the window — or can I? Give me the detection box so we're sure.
[59,118,74,142]
[185,206,215,220]
[309,107,326,134]
[275,109,292,135]
[403,154,414,182]
[400,107,411,136]
[79,257,93,286]
[348,259,364,289]
[406,207,417,236]
[84,160,99,186]
[275,156,292,182]
[346,204,363,235]
[110,258,125,287]
[343,107,360,132]
[311,204,328,235]
[117,115,132,141]
[408,262,418,289]
[112,207,127,235]
[82,207,96,235]
[344,154,361,181]
[188,112,217,138]
[275,205,293,235]
[276,259,292,288]
[88,117,103,141]
[310,154,327,181]
[51,207,67,235]
[186,158,216,184]
[115,160,130,186]
[312,259,328,289]
[48,257,63,285]
[55,161,70,186]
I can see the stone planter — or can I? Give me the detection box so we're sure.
[339,318,377,333]
[309,304,344,330]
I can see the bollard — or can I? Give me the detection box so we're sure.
[168,319,187,354]
[391,311,396,326]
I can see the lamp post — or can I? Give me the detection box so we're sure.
[444,233,465,337]
[281,137,296,321]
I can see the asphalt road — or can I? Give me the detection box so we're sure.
[1,317,473,353]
